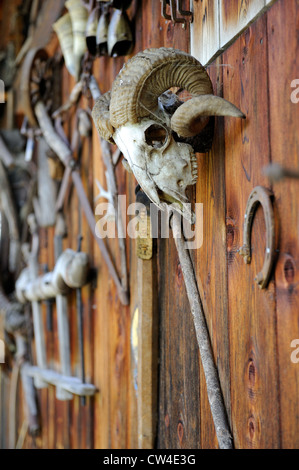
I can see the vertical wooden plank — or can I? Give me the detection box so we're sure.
[139,0,200,450]
[46,215,56,450]
[92,55,113,449]
[267,0,299,449]
[127,229,138,450]
[109,294,129,449]
[156,236,170,448]
[68,142,80,448]
[191,0,220,65]
[81,132,95,450]
[157,234,201,449]
[126,0,142,450]
[142,0,167,49]
[223,15,280,448]
[137,253,158,449]
[57,69,74,451]
[142,0,190,51]
[38,227,50,450]
[194,57,231,448]
[94,51,131,450]
[107,147,130,450]
[219,0,266,50]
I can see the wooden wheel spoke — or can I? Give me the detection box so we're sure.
[38,61,47,77]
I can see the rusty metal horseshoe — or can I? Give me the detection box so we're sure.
[238,186,276,289]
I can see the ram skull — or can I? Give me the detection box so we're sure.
[92,48,245,222]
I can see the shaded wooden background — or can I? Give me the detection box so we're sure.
[0,0,299,449]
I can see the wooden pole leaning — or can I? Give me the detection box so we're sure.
[171,211,233,450]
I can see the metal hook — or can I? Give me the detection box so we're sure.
[238,186,276,289]
[177,0,193,18]
[161,0,193,28]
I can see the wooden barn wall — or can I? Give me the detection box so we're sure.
[0,0,299,449]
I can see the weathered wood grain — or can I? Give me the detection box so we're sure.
[92,71,110,448]
[223,15,280,448]
[194,56,231,448]
[81,135,95,450]
[36,228,49,449]
[191,0,220,65]
[139,0,202,450]
[126,151,139,450]
[267,0,299,448]
[191,0,278,65]
[3,0,299,451]
[220,0,267,50]
[157,233,201,449]
[137,253,158,449]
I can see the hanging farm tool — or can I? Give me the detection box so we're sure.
[15,220,97,400]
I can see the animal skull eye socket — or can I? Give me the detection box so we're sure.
[145,124,168,149]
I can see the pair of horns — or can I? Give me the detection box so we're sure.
[53,0,88,79]
[92,48,245,142]
[86,7,133,57]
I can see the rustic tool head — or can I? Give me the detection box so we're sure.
[92,47,245,222]
[65,0,88,79]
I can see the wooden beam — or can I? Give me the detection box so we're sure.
[137,256,158,448]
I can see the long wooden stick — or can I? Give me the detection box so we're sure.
[171,212,233,450]
[72,170,128,305]
[34,100,129,305]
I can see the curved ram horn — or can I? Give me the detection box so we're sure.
[66,0,88,79]
[92,91,115,142]
[109,47,213,128]
[96,8,109,56]
[53,13,76,78]
[86,7,99,56]
[107,9,133,58]
[171,95,246,137]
